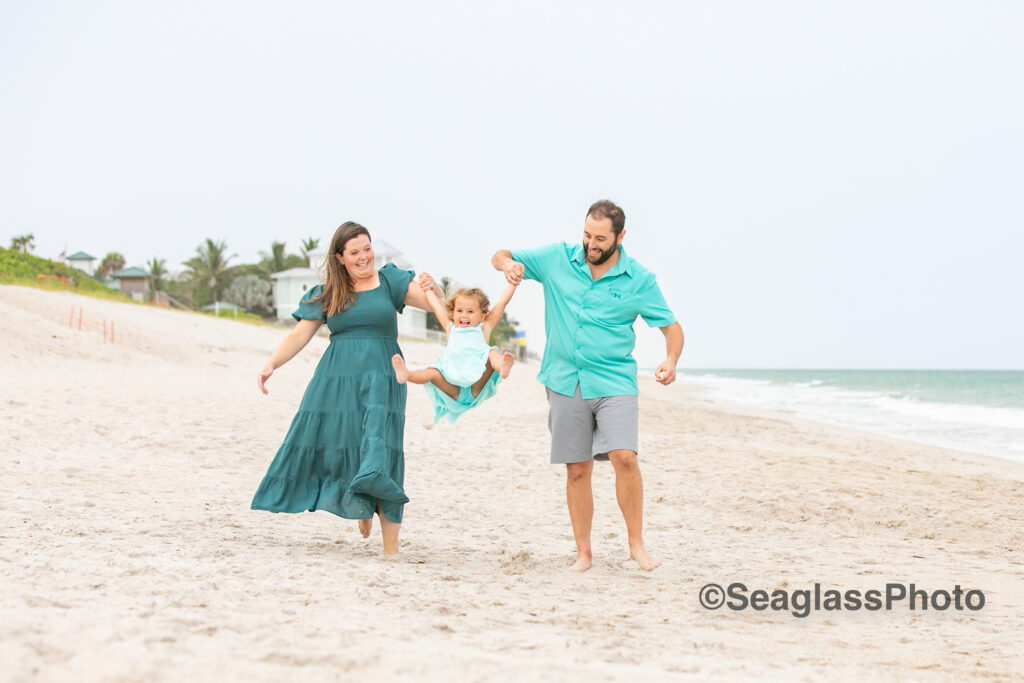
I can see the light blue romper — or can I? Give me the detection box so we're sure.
[424,323,501,423]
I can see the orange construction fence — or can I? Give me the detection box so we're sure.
[37,273,73,289]
[68,305,117,343]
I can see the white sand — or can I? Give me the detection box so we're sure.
[2,284,1022,681]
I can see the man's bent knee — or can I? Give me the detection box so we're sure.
[608,450,638,470]
[565,461,593,482]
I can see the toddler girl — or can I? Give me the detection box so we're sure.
[391,274,517,423]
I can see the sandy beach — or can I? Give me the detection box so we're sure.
[1,284,1022,681]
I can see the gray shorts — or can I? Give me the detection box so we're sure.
[546,384,639,464]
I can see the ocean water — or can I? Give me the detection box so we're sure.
[669,369,1024,463]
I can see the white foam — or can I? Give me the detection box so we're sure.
[681,373,1024,463]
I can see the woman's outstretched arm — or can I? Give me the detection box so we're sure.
[257,318,322,394]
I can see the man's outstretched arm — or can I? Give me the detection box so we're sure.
[492,249,524,285]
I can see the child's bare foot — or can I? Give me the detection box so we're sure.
[391,354,409,384]
[358,518,372,538]
[499,351,515,379]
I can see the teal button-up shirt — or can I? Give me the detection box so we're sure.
[510,242,676,399]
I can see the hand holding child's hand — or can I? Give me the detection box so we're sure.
[504,262,524,285]
[419,272,435,292]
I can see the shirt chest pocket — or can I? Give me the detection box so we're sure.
[586,286,637,325]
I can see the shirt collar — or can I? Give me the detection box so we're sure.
[571,242,634,277]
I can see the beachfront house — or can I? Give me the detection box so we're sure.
[109,266,151,302]
[66,251,97,276]
[270,239,427,340]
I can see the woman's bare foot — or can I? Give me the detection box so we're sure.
[378,507,400,555]
[499,351,515,379]
[391,354,409,384]
[358,518,372,538]
[629,543,661,571]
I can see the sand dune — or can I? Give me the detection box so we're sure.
[1,284,1022,681]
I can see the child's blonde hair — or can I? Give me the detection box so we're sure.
[447,287,491,316]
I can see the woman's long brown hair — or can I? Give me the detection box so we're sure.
[309,221,371,317]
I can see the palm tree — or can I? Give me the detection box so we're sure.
[300,236,320,260]
[9,233,35,253]
[183,238,235,308]
[97,252,126,279]
[260,241,288,274]
[147,257,167,292]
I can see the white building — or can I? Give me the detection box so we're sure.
[270,239,427,340]
[66,251,97,276]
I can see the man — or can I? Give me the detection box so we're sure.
[492,200,683,572]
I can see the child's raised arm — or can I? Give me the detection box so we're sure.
[420,272,451,332]
[483,281,518,338]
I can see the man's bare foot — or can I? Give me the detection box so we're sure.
[629,544,661,571]
[358,518,372,538]
[499,351,515,379]
[391,354,409,384]
[569,553,592,572]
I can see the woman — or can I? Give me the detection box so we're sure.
[251,221,437,554]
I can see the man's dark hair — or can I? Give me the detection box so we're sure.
[586,200,626,236]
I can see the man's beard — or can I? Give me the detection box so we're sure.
[583,241,616,265]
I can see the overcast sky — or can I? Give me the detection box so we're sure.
[2,1,1021,369]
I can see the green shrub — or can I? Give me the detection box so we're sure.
[1,248,274,326]
[0,247,129,299]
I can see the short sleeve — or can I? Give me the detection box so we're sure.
[509,242,564,282]
[378,263,415,313]
[638,275,676,328]
[293,284,326,322]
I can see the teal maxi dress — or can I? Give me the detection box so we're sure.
[251,263,415,523]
